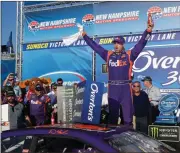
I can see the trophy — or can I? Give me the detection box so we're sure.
[155,93,180,124]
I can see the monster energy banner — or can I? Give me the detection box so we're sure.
[57,86,75,123]
[148,125,180,142]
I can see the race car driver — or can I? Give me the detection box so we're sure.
[80,14,154,125]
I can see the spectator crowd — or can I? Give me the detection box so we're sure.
[1,73,162,135]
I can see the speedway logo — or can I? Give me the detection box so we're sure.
[147,5,180,20]
[82,14,95,26]
[82,11,139,25]
[28,18,76,32]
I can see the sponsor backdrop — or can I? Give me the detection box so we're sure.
[24,1,180,43]
[22,2,180,92]
[24,4,94,43]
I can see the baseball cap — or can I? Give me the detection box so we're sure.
[6,89,15,97]
[51,83,57,89]
[141,76,152,82]
[112,36,125,45]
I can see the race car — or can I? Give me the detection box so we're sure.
[1,123,177,153]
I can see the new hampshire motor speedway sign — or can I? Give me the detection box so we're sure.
[148,125,180,142]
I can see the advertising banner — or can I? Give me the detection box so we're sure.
[23,2,180,43]
[22,46,93,84]
[148,125,180,142]
[23,31,180,50]
[81,81,104,124]
[24,4,94,43]
[73,81,86,123]
[93,1,180,36]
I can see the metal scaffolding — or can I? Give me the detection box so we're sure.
[16,2,24,80]
[16,1,101,80]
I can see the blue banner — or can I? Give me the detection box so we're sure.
[23,31,180,50]
[81,81,104,124]
[24,2,53,6]
[96,44,180,94]
[23,2,180,43]
[93,2,180,36]
[24,4,94,43]
[22,46,93,85]
[1,60,15,86]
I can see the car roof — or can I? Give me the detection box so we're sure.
[2,123,132,139]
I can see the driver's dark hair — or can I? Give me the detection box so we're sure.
[57,78,63,82]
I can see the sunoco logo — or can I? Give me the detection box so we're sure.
[82,14,95,26]
[151,127,159,139]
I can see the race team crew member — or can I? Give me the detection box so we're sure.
[29,84,52,126]
[81,14,154,125]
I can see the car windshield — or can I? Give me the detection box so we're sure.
[107,131,176,153]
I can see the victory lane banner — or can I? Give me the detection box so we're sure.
[148,125,180,142]
[23,31,180,51]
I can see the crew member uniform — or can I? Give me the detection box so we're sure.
[29,93,51,125]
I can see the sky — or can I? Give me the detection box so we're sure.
[2,1,17,47]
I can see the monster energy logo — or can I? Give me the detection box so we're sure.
[151,127,159,139]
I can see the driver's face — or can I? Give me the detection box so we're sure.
[114,43,123,53]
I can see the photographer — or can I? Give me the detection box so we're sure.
[3,73,15,87]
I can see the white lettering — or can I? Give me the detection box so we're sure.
[161,57,174,69]
[76,87,85,94]
[164,7,178,13]
[88,83,99,122]
[133,51,180,72]
[75,99,83,105]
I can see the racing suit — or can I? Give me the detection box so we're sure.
[83,29,152,125]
